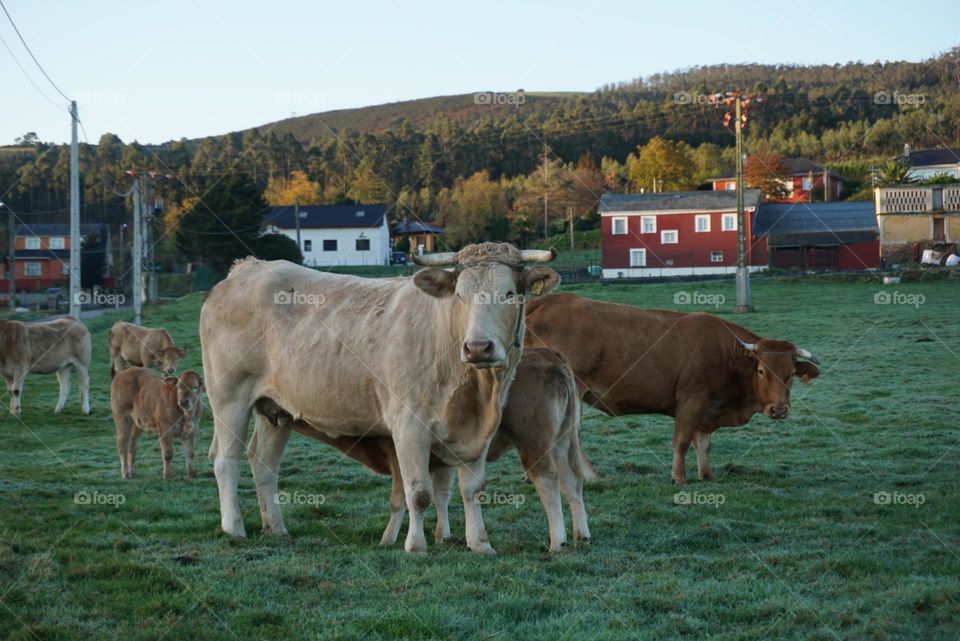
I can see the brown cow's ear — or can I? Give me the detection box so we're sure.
[796,361,820,383]
[521,267,560,296]
[414,269,456,298]
[162,377,178,388]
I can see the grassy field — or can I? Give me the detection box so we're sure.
[1,276,958,640]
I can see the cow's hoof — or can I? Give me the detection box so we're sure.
[222,521,247,538]
[672,478,687,486]
[699,472,715,482]
[469,542,496,555]
[548,541,567,553]
[262,526,290,538]
[404,537,428,553]
[575,534,591,543]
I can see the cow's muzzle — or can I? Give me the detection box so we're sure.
[462,340,504,368]
[764,404,790,419]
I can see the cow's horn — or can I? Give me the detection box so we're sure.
[412,252,458,267]
[519,248,557,263]
[795,347,819,364]
[736,337,759,352]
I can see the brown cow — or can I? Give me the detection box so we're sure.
[238,348,595,552]
[0,317,91,416]
[108,321,186,378]
[525,293,820,484]
[111,367,204,479]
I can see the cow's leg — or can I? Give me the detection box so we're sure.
[457,456,495,554]
[392,423,433,553]
[54,367,72,413]
[183,432,197,479]
[556,447,590,544]
[432,466,454,543]
[212,403,252,537]
[526,456,566,552]
[114,414,133,479]
[77,364,90,415]
[127,429,142,479]
[694,431,714,481]
[671,425,695,485]
[380,460,407,546]
[159,432,175,480]
[248,414,292,536]
[7,373,25,416]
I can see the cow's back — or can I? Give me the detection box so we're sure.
[24,318,90,374]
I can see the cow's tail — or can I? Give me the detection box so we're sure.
[107,326,115,379]
[564,384,598,482]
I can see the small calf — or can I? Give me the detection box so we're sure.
[111,367,204,479]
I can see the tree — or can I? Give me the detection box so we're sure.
[437,171,509,246]
[175,173,268,276]
[627,137,696,192]
[745,147,790,200]
[80,234,105,289]
[263,170,321,205]
[876,159,914,186]
[14,132,39,146]
[256,233,303,264]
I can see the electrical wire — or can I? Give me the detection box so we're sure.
[0,28,64,112]
[0,0,70,102]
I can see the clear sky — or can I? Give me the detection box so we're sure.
[2,0,957,145]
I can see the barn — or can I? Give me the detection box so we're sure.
[599,190,766,278]
[753,201,879,270]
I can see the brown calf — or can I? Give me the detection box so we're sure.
[108,321,186,378]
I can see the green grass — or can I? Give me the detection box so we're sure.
[1,278,959,640]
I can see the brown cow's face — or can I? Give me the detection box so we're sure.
[746,339,820,419]
[161,346,186,375]
[175,371,203,415]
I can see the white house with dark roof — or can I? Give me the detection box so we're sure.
[265,204,390,266]
[901,146,960,181]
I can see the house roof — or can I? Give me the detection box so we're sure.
[599,189,762,213]
[14,249,70,260]
[16,223,107,237]
[904,147,960,167]
[709,157,844,181]
[394,220,443,235]
[753,201,878,247]
[265,204,386,230]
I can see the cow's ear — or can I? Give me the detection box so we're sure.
[162,377,178,388]
[521,267,560,296]
[414,269,456,298]
[796,361,819,384]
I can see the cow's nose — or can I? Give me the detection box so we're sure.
[462,340,495,362]
[766,404,790,419]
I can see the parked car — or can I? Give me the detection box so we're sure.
[390,252,408,266]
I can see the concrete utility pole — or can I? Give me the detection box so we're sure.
[543,144,549,239]
[294,200,301,251]
[131,175,142,325]
[1,202,15,311]
[733,95,752,313]
[69,100,81,319]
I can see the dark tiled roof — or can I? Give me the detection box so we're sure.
[266,204,386,229]
[600,189,762,213]
[394,221,443,234]
[710,157,844,181]
[753,201,878,247]
[905,148,960,167]
[13,249,70,260]
[16,223,107,237]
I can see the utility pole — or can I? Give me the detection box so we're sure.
[1,202,15,311]
[130,174,142,325]
[294,200,301,251]
[543,144,549,239]
[69,100,81,319]
[719,91,757,313]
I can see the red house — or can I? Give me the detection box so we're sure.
[709,158,844,203]
[600,190,767,278]
[1,223,112,294]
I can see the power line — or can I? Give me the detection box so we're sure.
[0,0,70,102]
[0,28,63,112]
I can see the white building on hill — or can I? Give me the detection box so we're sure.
[265,204,390,267]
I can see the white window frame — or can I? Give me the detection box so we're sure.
[611,217,628,236]
[629,248,646,267]
[49,237,65,249]
[25,237,40,250]
[722,214,737,231]
[661,230,678,245]
[801,176,813,191]
[710,251,724,263]
[695,215,711,233]
[24,262,41,276]
[640,216,656,234]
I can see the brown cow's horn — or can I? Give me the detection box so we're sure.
[412,252,458,267]
[796,347,819,364]
[519,248,557,263]
[736,337,759,352]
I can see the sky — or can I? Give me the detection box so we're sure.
[1,0,958,146]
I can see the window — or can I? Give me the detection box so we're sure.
[24,262,41,276]
[25,237,40,249]
[49,237,65,249]
[323,239,337,251]
[612,217,628,235]
[710,251,724,263]
[801,176,813,191]
[725,181,736,190]
[303,239,312,252]
[695,215,711,233]
[61,262,70,275]
[722,214,737,231]
[641,216,656,234]
[629,248,646,267]
[661,230,678,245]
[356,238,370,251]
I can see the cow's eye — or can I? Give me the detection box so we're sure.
[757,367,766,377]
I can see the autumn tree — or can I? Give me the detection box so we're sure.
[745,147,790,200]
[627,137,696,192]
[263,170,321,205]
[437,171,509,246]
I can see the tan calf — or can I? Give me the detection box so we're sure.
[111,367,204,479]
[108,321,186,378]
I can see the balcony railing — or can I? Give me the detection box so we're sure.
[876,184,960,213]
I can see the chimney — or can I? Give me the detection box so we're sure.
[903,143,911,159]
